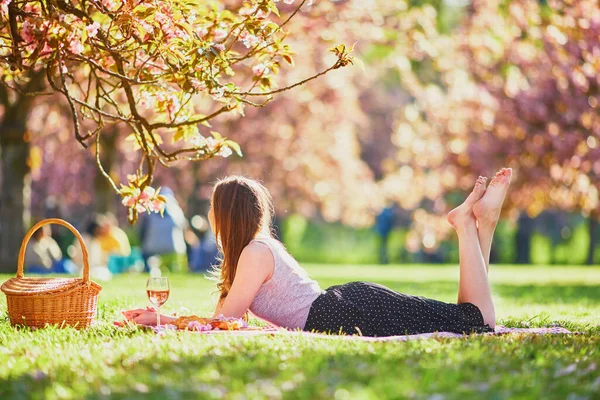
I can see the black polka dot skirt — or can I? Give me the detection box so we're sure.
[303,281,494,337]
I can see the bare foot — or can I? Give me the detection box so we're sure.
[473,168,512,227]
[447,176,488,230]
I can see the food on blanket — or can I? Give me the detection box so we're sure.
[171,315,211,330]
[170,314,248,331]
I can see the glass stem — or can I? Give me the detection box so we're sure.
[156,306,160,327]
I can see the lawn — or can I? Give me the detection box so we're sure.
[0,264,599,399]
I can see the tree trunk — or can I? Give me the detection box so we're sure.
[93,126,118,214]
[587,213,598,265]
[0,70,45,273]
[0,123,30,272]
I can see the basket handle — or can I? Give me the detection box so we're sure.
[17,218,90,284]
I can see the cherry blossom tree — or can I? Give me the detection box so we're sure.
[0,0,354,271]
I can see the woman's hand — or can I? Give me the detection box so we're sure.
[121,306,158,325]
[121,306,175,326]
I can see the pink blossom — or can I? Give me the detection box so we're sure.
[155,11,169,25]
[252,63,270,76]
[68,38,84,54]
[167,101,177,119]
[190,78,206,92]
[255,9,270,19]
[188,134,207,147]
[206,137,220,152]
[239,31,260,48]
[174,29,190,41]
[239,5,270,19]
[137,19,153,39]
[157,93,179,118]
[23,2,38,13]
[40,42,53,57]
[212,28,227,41]
[139,186,155,201]
[86,22,100,38]
[210,86,225,100]
[148,199,164,213]
[122,195,137,208]
[218,146,233,158]
[187,321,200,330]
[213,43,225,52]
[239,6,256,16]
[1,0,12,15]
[20,20,36,43]
[187,321,212,331]
[138,91,155,108]
[101,0,119,11]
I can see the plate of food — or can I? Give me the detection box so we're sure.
[114,313,271,333]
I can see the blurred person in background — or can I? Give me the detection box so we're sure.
[187,214,219,272]
[43,195,74,256]
[97,213,131,258]
[71,216,112,280]
[139,187,188,273]
[24,224,67,273]
[375,203,396,264]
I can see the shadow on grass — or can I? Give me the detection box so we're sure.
[1,332,598,400]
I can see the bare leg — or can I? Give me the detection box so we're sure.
[476,223,495,274]
[448,177,496,328]
[474,168,513,273]
[448,176,487,304]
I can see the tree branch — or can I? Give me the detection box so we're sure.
[56,51,93,147]
[95,127,120,192]
[149,105,232,129]
[232,59,344,97]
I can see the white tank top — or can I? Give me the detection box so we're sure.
[248,236,324,330]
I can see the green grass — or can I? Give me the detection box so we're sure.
[0,264,599,399]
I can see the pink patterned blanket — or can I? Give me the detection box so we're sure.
[146,324,575,341]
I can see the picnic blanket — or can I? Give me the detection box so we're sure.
[141,324,575,342]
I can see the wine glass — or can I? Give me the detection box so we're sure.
[146,277,170,327]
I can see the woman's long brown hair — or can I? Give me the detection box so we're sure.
[210,176,274,301]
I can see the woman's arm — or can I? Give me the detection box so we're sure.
[215,242,274,319]
[124,242,273,325]
[213,298,225,318]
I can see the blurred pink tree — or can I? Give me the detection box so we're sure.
[385,0,600,263]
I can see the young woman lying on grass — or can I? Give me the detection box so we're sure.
[124,170,512,336]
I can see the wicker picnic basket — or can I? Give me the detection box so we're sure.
[1,218,102,329]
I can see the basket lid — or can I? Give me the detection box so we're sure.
[1,277,102,297]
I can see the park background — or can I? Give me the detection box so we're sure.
[0,0,599,399]
[1,0,600,271]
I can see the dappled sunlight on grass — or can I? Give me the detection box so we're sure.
[0,265,598,399]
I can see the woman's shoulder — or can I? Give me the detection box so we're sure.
[243,240,274,258]
[240,239,275,281]
[247,236,280,264]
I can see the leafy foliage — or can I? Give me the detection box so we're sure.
[382,0,600,249]
[0,0,353,222]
